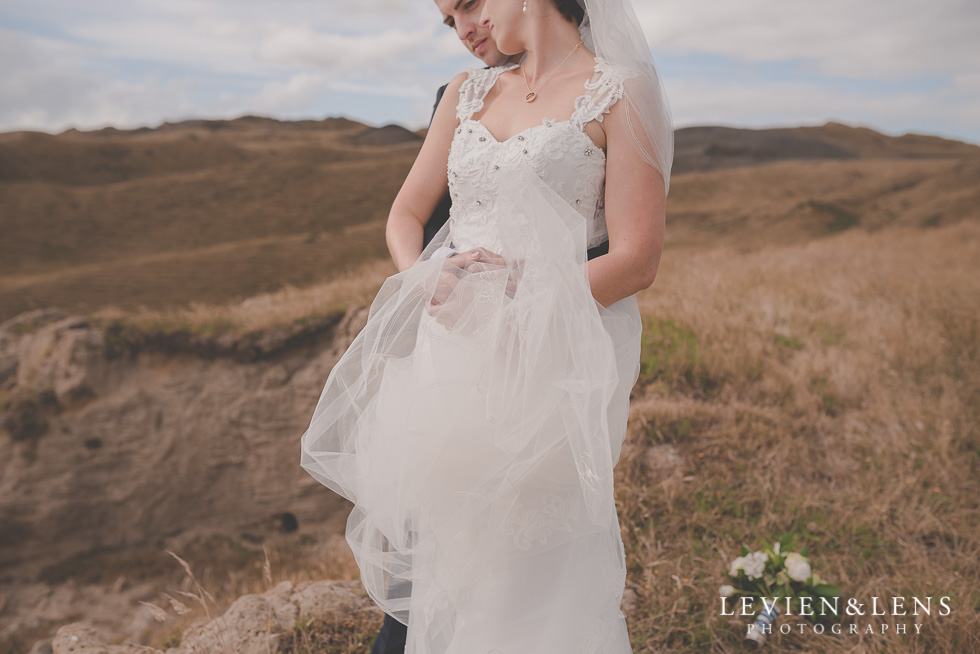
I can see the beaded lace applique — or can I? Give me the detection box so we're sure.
[447,58,633,254]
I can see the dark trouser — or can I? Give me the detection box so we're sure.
[370,613,408,654]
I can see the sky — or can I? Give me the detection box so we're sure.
[1,0,978,144]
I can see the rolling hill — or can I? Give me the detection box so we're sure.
[0,118,977,323]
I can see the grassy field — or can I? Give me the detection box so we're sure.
[1,120,977,652]
[0,119,417,321]
[3,120,977,326]
[616,220,979,651]
[84,219,978,654]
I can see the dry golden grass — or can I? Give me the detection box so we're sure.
[42,154,973,350]
[613,219,979,651]
[0,120,417,321]
[664,157,980,251]
[88,255,397,337]
[3,120,978,651]
[68,532,369,652]
[125,220,979,653]
[3,118,976,325]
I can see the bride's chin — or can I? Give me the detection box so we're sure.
[498,41,524,56]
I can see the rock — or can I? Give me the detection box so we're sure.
[0,309,69,388]
[0,303,366,641]
[0,305,353,573]
[51,623,131,653]
[175,582,298,654]
[44,579,376,654]
[7,314,109,408]
[168,580,374,654]
[292,579,371,619]
[1,387,59,442]
[167,580,375,654]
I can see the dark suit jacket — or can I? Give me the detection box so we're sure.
[422,82,610,261]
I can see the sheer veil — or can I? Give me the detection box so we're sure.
[299,0,673,649]
[577,0,674,194]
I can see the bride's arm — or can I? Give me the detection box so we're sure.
[386,72,468,272]
[585,100,667,309]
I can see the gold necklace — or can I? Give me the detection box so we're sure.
[522,40,583,103]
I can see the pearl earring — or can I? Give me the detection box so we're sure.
[522,0,527,13]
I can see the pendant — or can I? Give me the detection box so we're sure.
[525,91,536,103]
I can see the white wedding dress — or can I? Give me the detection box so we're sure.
[301,57,642,653]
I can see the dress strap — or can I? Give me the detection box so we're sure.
[455,63,521,122]
[570,57,635,131]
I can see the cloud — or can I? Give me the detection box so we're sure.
[640,0,980,79]
[0,29,196,131]
[0,0,978,142]
[669,75,980,140]
[234,72,336,116]
[0,0,460,131]
[258,26,446,76]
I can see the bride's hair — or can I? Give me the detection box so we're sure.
[553,0,585,25]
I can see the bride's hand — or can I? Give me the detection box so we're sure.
[461,248,524,299]
[426,250,481,319]
[426,248,524,325]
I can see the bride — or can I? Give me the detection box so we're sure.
[301,0,672,650]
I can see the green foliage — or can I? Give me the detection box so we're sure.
[774,333,804,350]
[639,316,707,389]
[850,523,885,561]
[813,320,846,346]
[725,532,841,626]
[647,416,693,444]
[279,609,382,654]
[808,200,860,232]
[11,319,40,335]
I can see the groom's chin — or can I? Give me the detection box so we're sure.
[476,50,506,67]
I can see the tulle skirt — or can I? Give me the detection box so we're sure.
[301,169,641,653]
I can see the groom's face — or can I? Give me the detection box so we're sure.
[434,0,511,66]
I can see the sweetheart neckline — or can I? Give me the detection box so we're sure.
[461,118,607,160]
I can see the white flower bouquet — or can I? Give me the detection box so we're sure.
[722,533,841,644]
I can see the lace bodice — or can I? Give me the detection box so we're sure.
[446,57,632,254]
